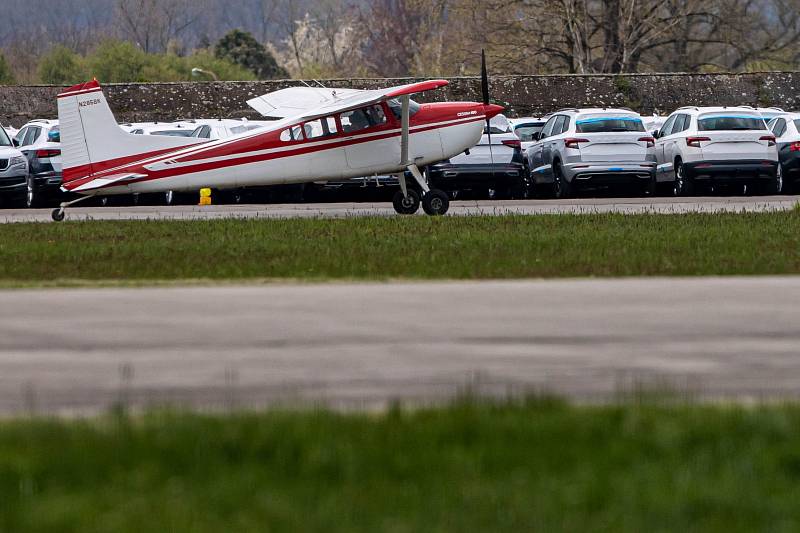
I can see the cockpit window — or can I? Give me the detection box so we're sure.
[340,109,371,133]
[387,98,421,120]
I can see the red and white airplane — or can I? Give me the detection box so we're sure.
[53,76,503,221]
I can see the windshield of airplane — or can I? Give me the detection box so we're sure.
[0,127,11,147]
[387,98,421,119]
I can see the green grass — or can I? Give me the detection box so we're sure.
[3,400,800,532]
[0,212,799,285]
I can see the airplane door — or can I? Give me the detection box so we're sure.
[341,105,400,171]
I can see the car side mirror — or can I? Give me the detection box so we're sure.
[653,129,660,139]
[12,138,19,147]
[464,148,470,156]
[533,132,541,141]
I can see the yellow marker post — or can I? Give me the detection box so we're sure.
[199,188,212,206]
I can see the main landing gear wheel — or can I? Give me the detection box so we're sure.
[51,208,65,222]
[392,189,420,214]
[422,189,450,216]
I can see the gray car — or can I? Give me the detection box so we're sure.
[525,108,657,198]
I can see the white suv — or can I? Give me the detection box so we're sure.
[525,108,656,198]
[655,107,779,195]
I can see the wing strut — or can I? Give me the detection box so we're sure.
[400,95,410,166]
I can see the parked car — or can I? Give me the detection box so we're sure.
[0,125,29,206]
[13,120,63,207]
[754,107,786,123]
[525,108,656,198]
[767,112,800,193]
[189,119,272,140]
[128,123,197,137]
[427,114,527,199]
[642,114,666,137]
[509,117,546,152]
[655,106,779,195]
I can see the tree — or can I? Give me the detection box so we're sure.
[214,29,288,79]
[39,46,87,84]
[0,53,14,84]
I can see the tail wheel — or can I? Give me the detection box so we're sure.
[672,160,694,196]
[422,189,450,216]
[392,189,420,215]
[553,162,573,199]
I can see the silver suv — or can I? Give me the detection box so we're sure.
[525,108,656,198]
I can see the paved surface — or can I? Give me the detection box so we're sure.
[1,196,797,223]
[1,277,799,415]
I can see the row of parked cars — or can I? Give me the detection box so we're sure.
[0,105,796,207]
[434,106,792,199]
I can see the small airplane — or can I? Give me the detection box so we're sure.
[52,53,503,221]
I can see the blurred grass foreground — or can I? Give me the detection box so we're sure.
[3,399,800,532]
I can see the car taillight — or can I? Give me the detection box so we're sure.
[638,136,655,148]
[790,142,800,152]
[35,149,61,158]
[686,136,710,148]
[564,138,589,149]
[501,139,521,149]
[760,135,776,146]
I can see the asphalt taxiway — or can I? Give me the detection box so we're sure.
[1,277,798,414]
[0,195,797,223]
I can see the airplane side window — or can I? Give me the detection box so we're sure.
[303,117,339,140]
[365,105,387,126]
[340,109,371,133]
[280,125,304,142]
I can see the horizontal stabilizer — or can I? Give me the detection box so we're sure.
[71,173,147,192]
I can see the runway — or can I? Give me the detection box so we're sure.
[1,195,797,223]
[1,277,799,415]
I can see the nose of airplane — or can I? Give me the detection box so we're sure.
[481,104,504,119]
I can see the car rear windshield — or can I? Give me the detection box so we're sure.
[0,127,11,147]
[514,124,544,142]
[575,117,645,133]
[698,115,766,131]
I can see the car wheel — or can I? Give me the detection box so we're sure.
[775,163,785,195]
[672,160,694,196]
[392,189,420,215]
[553,162,573,199]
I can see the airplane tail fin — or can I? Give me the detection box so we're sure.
[57,80,203,185]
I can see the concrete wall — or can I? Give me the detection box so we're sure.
[2,72,800,127]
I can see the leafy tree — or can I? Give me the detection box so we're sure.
[88,40,149,82]
[39,46,87,84]
[0,53,15,84]
[214,29,288,79]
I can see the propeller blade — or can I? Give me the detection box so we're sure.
[481,50,495,189]
[480,49,490,106]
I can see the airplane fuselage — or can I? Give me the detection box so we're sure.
[64,100,494,196]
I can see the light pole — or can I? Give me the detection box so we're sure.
[191,67,219,81]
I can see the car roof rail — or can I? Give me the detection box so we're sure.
[677,106,699,111]
[554,108,579,113]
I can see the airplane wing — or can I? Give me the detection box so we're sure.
[247,86,365,119]
[247,80,449,122]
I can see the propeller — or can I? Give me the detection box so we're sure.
[481,49,495,190]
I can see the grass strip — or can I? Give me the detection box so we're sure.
[2,399,800,532]
[0,212,798,284]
